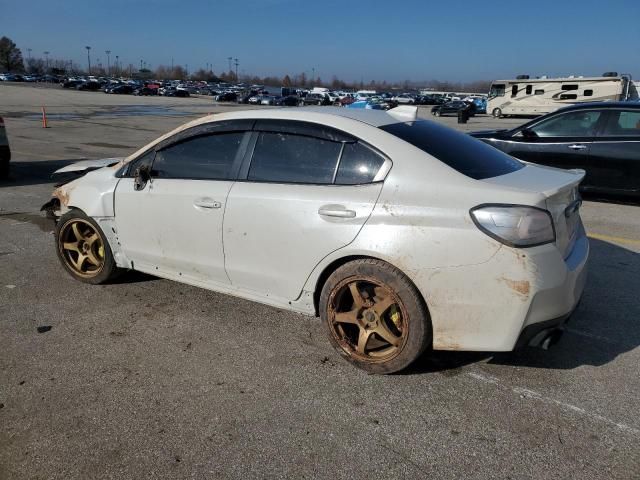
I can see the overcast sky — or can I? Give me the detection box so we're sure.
[2,0,639,82]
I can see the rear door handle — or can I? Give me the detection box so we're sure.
[194,198,221,209]
[567,144,587,150]
[318,206,356,218]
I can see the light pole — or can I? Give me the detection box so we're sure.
[227,57,232,74]
[105,50,111,76]
[140,59,143,71]
[43,51,50,73]
[85,46,91,75]
[312,67,315,86]
[234,58,239,82]
[115,55,119,76]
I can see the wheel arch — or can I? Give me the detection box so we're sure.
[311,254,430,325]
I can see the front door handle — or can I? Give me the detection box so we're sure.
[318,206,356,218]
[567,144,587,150]
[194,198,221,209]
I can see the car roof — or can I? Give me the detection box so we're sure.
[192,107,405,128]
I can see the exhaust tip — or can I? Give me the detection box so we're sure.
[540,330,563,350]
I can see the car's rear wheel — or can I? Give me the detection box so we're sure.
[435,111,441,117]
[492,108,502,118]
[320,259,431,374]
[55,210,121,284]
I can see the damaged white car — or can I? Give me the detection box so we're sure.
[42,106,588,374]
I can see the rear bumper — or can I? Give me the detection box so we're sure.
[425,225,589,352]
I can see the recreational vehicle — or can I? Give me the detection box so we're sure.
[487,73,636,118]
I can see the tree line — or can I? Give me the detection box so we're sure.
[0,36,491,92]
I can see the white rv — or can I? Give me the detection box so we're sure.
[486,73,636,118]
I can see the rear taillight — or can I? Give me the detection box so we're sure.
[470,204,556,248]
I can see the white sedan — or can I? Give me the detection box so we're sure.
[392,94,416,104]
[42,106,588,374]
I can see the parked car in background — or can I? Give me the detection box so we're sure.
[41,74,61,83]
[0,116,10,179]
[165,88,189,98]
[471,102,640,197]
[42,107,588,374]
[346,99,387,110]
[340,95,356,106]
[470,97,487,114]
[301,93,332,106]
[63,79,84,89]
[77,81,102,91]
[415,95,445,105]
[279,95,300,106]
[105,84,135,95]
[392,94,416,104]
[431,101,468,116]
[134,87,159,96]
[260,95,278,106]
[215,92,237,102]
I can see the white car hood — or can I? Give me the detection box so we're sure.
[54,157,124,174]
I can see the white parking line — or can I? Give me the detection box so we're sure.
[467,371,640,436]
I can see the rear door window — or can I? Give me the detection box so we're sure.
[600,110,640,137]
[335,142,386,185]
[248,132,342,184]
[381,121,522,180]
[530,111,602,137]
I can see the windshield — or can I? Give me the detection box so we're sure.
[488,83,505,99]
[380,120,523,180]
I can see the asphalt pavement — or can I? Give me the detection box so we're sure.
[1,83,639,479]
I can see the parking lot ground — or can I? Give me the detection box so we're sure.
[1,84,639,479]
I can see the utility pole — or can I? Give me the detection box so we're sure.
[105,50,111,76]
[234,58,239,82]
[85,46,91,75]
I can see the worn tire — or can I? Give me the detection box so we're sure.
[320,259,431,374]
[55,209,121,285]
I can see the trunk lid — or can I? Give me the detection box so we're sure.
[482,164,585,257]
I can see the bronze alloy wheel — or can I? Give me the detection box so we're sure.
[327,276,409,363]
[58,218,105,278]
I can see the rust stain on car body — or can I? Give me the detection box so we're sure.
[501,277,530,297]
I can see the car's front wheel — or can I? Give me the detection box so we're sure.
[320,259,431,374]
[492,108,502,118]
[55,210,121,284]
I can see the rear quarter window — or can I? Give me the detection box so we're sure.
[381,121,523,180]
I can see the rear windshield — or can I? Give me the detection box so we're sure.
[381,120,523,179]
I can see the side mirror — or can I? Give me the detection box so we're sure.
[133,165,151,191]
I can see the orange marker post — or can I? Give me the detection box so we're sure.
[41,106,48,128]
